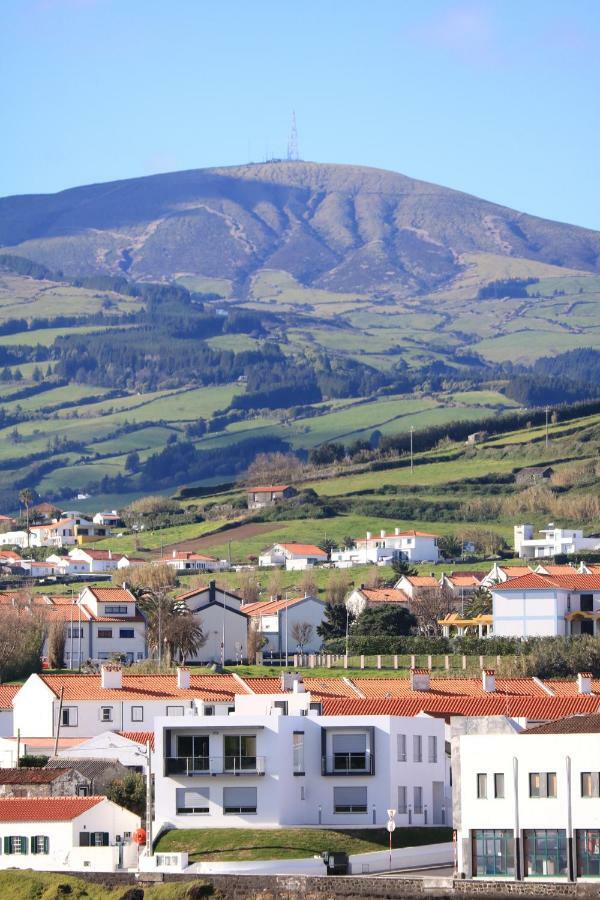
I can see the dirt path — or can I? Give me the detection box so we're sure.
[155,521,277,557]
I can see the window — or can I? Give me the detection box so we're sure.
[224,734,257,771]
[98,652,111,660]
[293,731,304,774]
[494,773,505,799]
[428,735,437,763]
[331,733,368,772]
[398,785,407,814]
[274,700,288,715]
[477,774,487,799]
[413,734,422,763]
[204,706,214,716]
[97,628,112,639]
[223,786,257,814]
[413,786,423,814]
[105,605,128,615]
[529,772,557,798]
[397,734,407,762]
[309,701,322,714]
[31,835,49,855]
[100,707,113,722]
[177,734,209,772]
[333,786,367,814]
[119,628,134,639]
[166,706,184,716]
[131,706,143,723]
[61,707,78,727]
[581,593,594,613]
[577,829,600,877]
[76,784,89,796]
[524,829,567,878]
[66,627,84,638]
[3,836,28,855]
[176,787,209,814]
[472,830,515,877]
[92,832,109,847]
[581,772,600,798]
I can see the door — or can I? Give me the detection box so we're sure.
[581,620,594,636]
[224,734,257,771]
[432,781,445,825]
[178,734,209,771]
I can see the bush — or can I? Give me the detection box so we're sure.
[19,755,49,768]
[322,635,451,654]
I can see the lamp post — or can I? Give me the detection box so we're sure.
[410,426,414,472]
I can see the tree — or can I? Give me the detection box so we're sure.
[32,366,42,383]
[266,568,284,600]
[457,528,508,557]
[121,496,183,531]
[391,558,418,578]
[411,587,453,635]
[352,605,416,637]
[365,567,386,588]
[0,603,45,682]
[125,451,140,473]
[246,451,303,487]
[319,538,337,560]
[308,442,345,466]
[437,533,463,559]
[291,621,314,652]
[465,587,493,618]
[106,773,146,818]
[325,570,351,606]
[18,488,35,549]
[317,603,354,640]
[298,569,318,597]
[247,621,267,664]
[238,570,260,604]
[47,620,66,669]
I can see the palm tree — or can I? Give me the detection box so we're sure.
[18,488,35,549]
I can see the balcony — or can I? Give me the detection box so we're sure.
[165,756,266,776]
[321,752,374,776]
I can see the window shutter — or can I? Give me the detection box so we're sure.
[102,832,109,846]
[79,831,90,847]
[20,837,28,854]
[3,836,10,854]
[31,837,37,855]
[332,733,366,753]
[223,787,257,808]
[44,836,49,854]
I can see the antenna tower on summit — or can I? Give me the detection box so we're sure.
[287,111,300,161]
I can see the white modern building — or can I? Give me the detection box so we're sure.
[176,582,248,663]
[0,796,140,872]
[241,594,326,654]
[515,524,600,560]
[331,529,440,568]
[491,572,600,637]
[153,680,449,832]
[76,586,147,663]
[163,551,228,573]
[454,713,600,882]
[258,542,328,571]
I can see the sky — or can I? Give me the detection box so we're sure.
[2,0,600,229]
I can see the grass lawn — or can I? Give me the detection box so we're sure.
[155,825,452,862]
[94,518,229,554]
[0,870,214,899]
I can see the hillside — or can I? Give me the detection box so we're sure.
[2,161,600,296]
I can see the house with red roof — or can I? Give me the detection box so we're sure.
[258,542,328,571]
[163,549,228,573]
[331,527,440,567]
[174,580,248,663]
[491,572,600,638]
[242,593,326,654]
[346,584,411,617]
[0,795,140,872]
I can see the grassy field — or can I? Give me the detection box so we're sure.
[156,825,452,862]
[0,871,214,900]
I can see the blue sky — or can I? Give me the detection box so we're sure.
[2,0,600,229]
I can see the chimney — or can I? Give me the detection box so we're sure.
[577,672,592,695]
[395,527,400,536]
[366,531,372,540]
[409,667,431,692]
[177,667,190,690]
[101,664,122,690]
[380,529,386,538]
[292,674,305,693]
[108,549,112,560]
[172,550,176,559]
[482,669,496,693]
[209,580,216,604]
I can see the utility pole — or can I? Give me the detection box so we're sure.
[410,426,414,473]
[545,406,550,449]
[145,738,153,858]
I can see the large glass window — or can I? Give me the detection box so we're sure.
[223,786,257,814]
[529,772,557,798]
[333,786,367,813]
[472,830,515,877]
[477,773,487,799]
[292,732,304,774]
[577,829,600,877]
[177,734,209,771]
[524,830,567,878]
[224,734,257,771]
[428,736,437,763]
[332,733,367,772]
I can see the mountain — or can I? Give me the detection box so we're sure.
[2,161,600,296]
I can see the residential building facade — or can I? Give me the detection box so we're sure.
[515,524,600,560]
[491,573,600,637]
[258,543,328,571]
[331,529,440,568]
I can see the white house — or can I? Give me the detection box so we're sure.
[480,564,533,588]
[76,586,147,664]
[0,530,40,549]
[454,713,600,882]
[0,795,139,872]
[241,594,326,655]
[394,575,439,599]
[176,582,248,663]
[68,548,121,574]
[515,524,600,560]
[46,554,91,576]
[345,586,411,618]
[92,510,122,527]
[11,666,246,740]
[152,683,449,832]
[331,529,440,568]
[258,543,328,571]
[163,551,228,573]
[491,572,600,637]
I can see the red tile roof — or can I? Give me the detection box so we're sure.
[543,679,600,697]
[348,677,548,699]
[36,673,247,702]
[522,714,600,734]
[357,588,410,604]
[446,575,483,587]
[83,587,136,603]
[248,485,290,493]
[321,695,600,719]
[72,549,115,560]
[244,677,357,700]
[242,595,320,615]
[491,573,600,591]
[274,543,327,557]
[117,731,155,750]
[0,685,20,710]
[0,796,105,821]
[0,768,66,784]
[402,576,439,587]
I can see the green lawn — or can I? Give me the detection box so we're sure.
[156,826,452,862]
[94,518,229,554]
[0,871,213,900]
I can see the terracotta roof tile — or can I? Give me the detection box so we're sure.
[358,588,410,604]
[243,677,356,700]
[84,587,136,603]
[0,768,66,784]
[117,731,155,750]
[543,679,600,697]
[275,543,327,557]
[348,677,548,699]
[403,576,439,587]
[522,714,600,734]
[36,673,246,702]
[491,573,600,591]
[321,695,600,719]
[0,796,105,821]
[248,485,290,493]
[0,685,19,709]
[242,595,320,615]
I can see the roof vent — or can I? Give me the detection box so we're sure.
[409,667,430,692]
[280,672,304,693]
[395,527,400,536]
[100,664,122,690]
[577,672,592,695]
[482,669,496,693]
[177,667,190,690]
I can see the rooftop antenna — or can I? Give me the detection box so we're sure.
[287,110,299,161]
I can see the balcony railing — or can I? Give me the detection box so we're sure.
[321,752,374,775]
[165,756,266,776]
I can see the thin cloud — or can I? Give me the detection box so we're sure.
[408,3,500,63]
